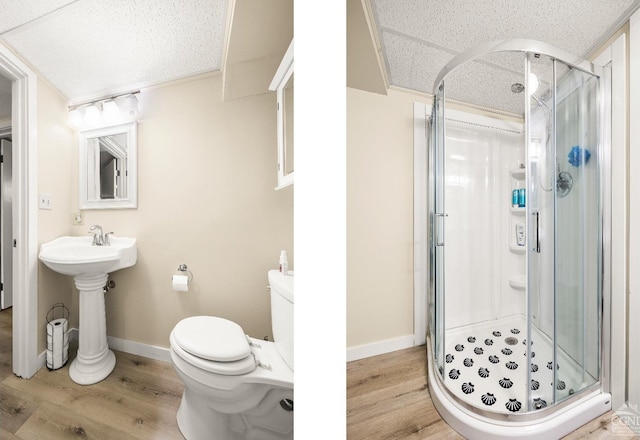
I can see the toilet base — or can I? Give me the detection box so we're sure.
[175,382,293,440]
[177,388,242,440]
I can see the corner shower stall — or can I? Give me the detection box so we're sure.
[427,40,610,438]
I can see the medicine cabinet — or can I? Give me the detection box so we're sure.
[79,121,137,209]
[269,40,294,190]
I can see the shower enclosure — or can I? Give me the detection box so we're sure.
[427,40,610,439]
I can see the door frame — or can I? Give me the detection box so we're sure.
[592,33,626,411]
[0,43,39,378]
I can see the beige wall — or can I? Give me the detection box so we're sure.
[347,87,427,348]
[67,73,293,348]
[37,77,75,352]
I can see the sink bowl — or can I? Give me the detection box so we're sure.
[39,235,137,277]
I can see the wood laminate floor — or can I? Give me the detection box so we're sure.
[0,308,185,439]
[3,308,638,439]
[347,345,640,440]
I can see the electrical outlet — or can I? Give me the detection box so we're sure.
[73,212,84,225]
[39,193,52,210]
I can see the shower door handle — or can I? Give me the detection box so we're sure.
[533,211,541,253]
[435,213,446,246]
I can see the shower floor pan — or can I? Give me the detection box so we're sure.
[442,315,595,414]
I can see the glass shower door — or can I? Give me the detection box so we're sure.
[526,53,601,411]
[526,51,557,411]
[553,60,600,401]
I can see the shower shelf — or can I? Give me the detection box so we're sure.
[509,275,526,290]
[510,169,526,180]
[509,244,525,254]
[510,169,526,214]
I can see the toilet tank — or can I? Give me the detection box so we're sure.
[268,270,293,371]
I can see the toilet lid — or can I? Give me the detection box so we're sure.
[173,316,251,362]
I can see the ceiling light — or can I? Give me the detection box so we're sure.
[122,94,139,118]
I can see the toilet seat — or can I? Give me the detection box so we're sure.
[172,316,257,376]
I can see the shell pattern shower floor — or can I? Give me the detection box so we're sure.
[443,316,594,414]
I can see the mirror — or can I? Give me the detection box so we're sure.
[79,122,137,209]
[283,74,294,176]
[269,40,293,190]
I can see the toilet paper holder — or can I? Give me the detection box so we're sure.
[177,263,194,282]
[46,302,69,324]
[46,303,70,371]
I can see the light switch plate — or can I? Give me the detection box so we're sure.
[39,193,52,210]
[73,212,84,225]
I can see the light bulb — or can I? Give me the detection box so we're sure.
[102,99,120,124]
[67,107,84,129]
[122,94,139,118]
[84,103,102,126]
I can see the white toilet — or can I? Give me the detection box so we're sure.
[170,270,293,440]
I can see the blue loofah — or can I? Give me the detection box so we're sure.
[568,146,591,167]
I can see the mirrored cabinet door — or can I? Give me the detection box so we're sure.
[79,121,137,209]
[283,74,294,178]
[269,40,293,190]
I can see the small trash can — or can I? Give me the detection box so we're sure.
[46,303,69,370]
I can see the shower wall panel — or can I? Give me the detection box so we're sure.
[444,122,523,330]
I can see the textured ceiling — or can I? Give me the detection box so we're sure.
[0,0,228,104]
[371,0,640,114]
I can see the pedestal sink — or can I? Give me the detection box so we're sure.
[39,235,137,385]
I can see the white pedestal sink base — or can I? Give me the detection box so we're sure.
[70,273,115,385]
[38,235,137,385]
[70,349,115,385]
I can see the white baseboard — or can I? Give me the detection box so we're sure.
[40,331,416,367]
[38,328,172,370]
[107,334,171,363]
[346,335,415,362]
[37,350,46,370]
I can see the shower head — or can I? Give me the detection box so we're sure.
[531,93,551,113]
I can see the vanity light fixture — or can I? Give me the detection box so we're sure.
[67,90,140,129]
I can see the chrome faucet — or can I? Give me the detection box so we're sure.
[88,225,113,246]
[89,225,104,245]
